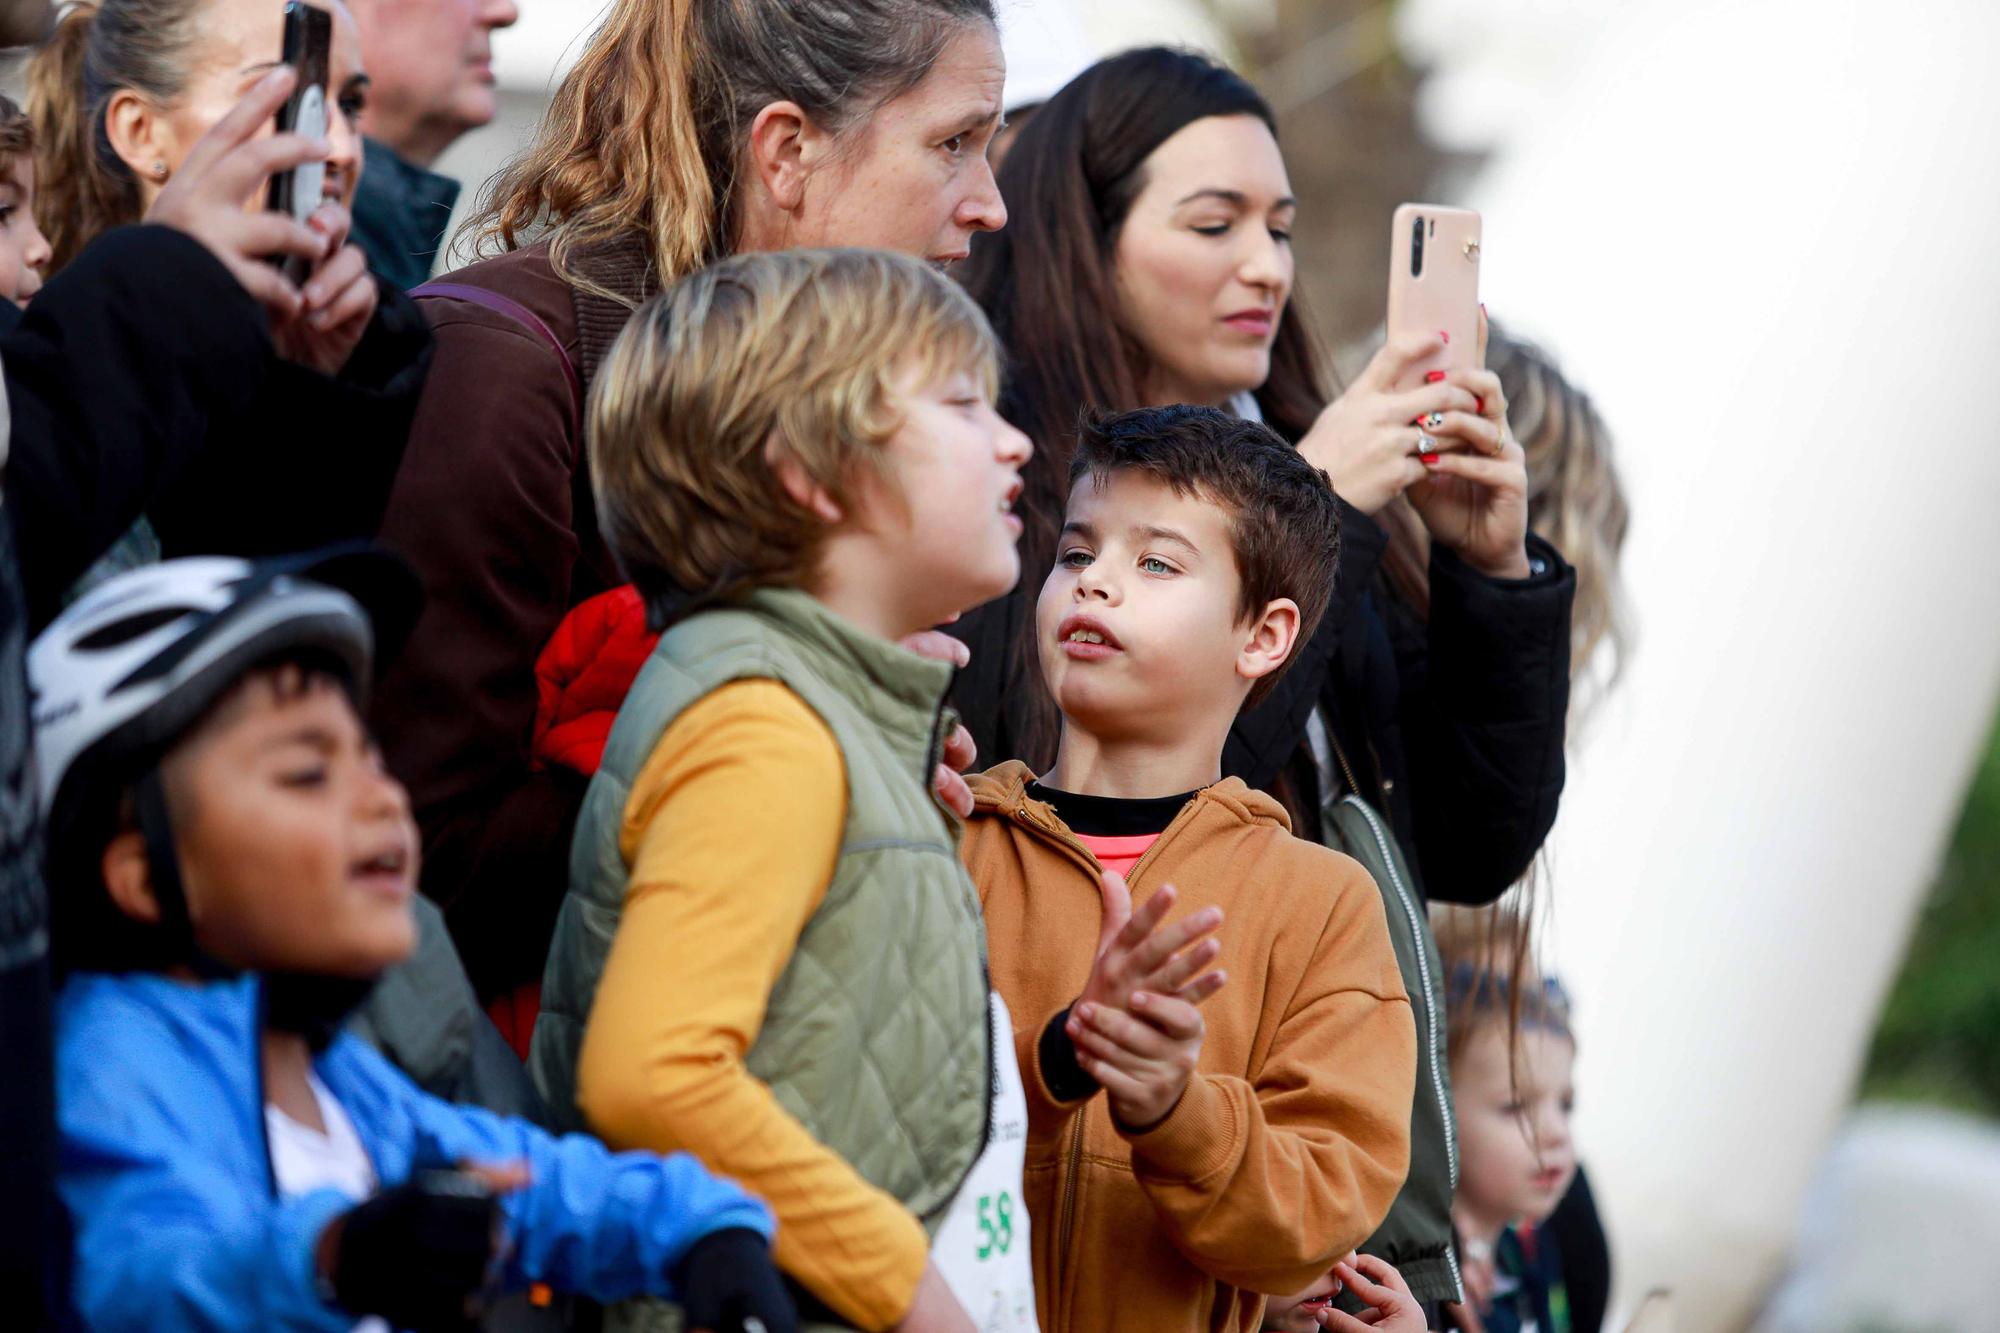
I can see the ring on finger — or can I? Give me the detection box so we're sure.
[1415,432,1437,454]
[1423,411,1446,430]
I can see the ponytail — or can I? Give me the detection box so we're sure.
[27,0,203,275]
[468,0,995,301]
[473,0,719,300]
[29,4,124,273]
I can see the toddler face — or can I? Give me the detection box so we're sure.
[164,664,418,979]
[1259,1255,1353,1332]
[865,362,1032,627]
[1451,1020,1577,1227]
[1036,470,1259,741]
[0,155,50,305]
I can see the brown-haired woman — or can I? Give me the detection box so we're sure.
[951,46,1578,1313]
[26,0,434,568]
[368,0,1009,1009]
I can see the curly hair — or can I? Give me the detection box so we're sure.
[1489,327,1633,720]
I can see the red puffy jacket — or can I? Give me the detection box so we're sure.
[530,585,659,777]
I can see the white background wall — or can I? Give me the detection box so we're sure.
[1402,0,2000,1321]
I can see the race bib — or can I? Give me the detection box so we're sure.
[928,993,1040,1332]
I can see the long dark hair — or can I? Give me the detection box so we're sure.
[961,46,1331,766]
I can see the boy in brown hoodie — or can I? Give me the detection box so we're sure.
[963,406,1417,1332]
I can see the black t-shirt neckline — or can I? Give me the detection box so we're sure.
[1025,780,1204,838]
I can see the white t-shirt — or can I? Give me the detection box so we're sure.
[264,1071,390,1333]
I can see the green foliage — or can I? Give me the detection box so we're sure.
[1861,701,2000,1114]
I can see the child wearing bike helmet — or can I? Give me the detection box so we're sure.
[30,549,797,1333]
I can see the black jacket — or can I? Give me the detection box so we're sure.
[352,137,461,292]
[950,495,1574,905]
[6,227,273,625]
[1236,499,1574,904]
[148,270,434,568]
[1,224,276,1332]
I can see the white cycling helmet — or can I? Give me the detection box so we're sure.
[30,546,420,829]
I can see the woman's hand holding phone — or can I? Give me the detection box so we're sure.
[1296,333,1483,515]
[144,67,329,321]
[272,200,377,376]
[1405,306,1531,580]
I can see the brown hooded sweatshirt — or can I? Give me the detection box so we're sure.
[964,762,1417,1333]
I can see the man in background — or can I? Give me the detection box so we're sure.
[348,0,519,289]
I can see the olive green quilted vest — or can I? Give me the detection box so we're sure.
[531,589,991,1330]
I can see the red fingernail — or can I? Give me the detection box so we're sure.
[1439,329,1450,345]
[1420,452,1440,466]
[1425,370,1446,384]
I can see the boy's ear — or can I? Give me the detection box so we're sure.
[1235,597,1302,689]
[767,439,845,524]
[100,829,163,927]
[745,99,830,216]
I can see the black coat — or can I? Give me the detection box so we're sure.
[1234,499,1574,904]
[949,495,1575,905]
[148,258,434,569]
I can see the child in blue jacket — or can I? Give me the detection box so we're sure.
[29,549,796,1333]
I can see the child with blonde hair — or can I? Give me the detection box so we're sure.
[1438,912,1578,1333]
[533,248,1039,1332]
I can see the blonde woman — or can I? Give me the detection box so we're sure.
[368,0,1010,1007]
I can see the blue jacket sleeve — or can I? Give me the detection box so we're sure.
[348,1041,774,1301]
[62,1109,357,1332]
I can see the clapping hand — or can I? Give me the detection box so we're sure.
[1067,872,1228,1131]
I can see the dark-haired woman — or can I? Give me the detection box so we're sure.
[950,47,1576,1312]
[369,0,1010,1007]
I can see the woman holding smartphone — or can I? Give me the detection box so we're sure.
[27,0,430,562]
[950,46,1576,1312]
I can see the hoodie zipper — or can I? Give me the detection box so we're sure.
[1007,787,1213,1310]
[1337,792,1463,1295]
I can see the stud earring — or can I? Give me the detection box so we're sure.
[151,160,167,179]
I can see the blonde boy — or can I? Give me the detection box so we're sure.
[531,250,1037,1333]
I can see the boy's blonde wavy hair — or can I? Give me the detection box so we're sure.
[591,248,1000,627]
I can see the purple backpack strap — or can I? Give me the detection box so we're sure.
[412,280,583,432]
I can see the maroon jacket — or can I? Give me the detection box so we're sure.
[370,237,654,999]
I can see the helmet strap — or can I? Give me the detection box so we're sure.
[132,768,236,981]
[263,972,379,1052]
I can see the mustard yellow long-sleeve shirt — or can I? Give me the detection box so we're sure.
[574,679,929,1329]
